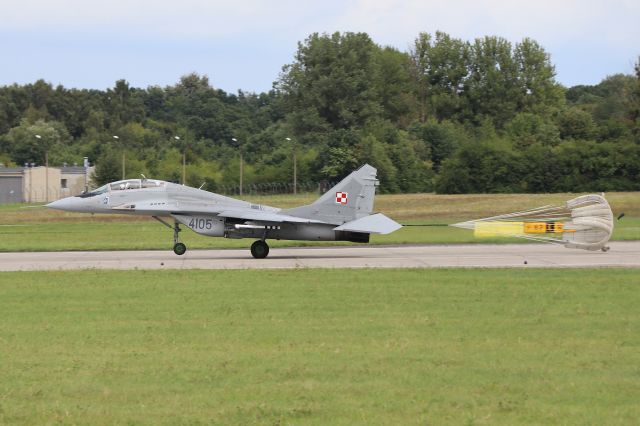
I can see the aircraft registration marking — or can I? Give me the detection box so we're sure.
[188,218,216,230]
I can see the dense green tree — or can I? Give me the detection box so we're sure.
[465,36,522,127]
[0,32,638,195]
[388,133,434,193]
[514,38,565,116]
[92,150,121,186]
[631,57,640,139]
[505,113,560,147]
[373,47,416,126]
[316,129,362,180]
[558,107,597,140]
[520,143,563,192]
[554,140,640,191]
[410,32,470,123]
[435,139,525,193]
[410,119,466,171]
[565,74,637,140]
[278,32,383,131]
[2,119,70,165]
[356,134,399,192]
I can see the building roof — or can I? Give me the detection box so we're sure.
[60,166,88,174]
[0,166,91,175]
[0,168,25,175]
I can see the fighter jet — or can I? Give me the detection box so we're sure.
[47,164,402,258]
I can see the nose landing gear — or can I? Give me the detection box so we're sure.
[153,216,187,256]
[173,241,187,256]
[172,222,187,255]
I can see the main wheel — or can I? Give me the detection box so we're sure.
[250,240,269,259]
[173,242,187,256]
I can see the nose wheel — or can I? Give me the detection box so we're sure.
[154,217,188,256]
[173,242,187,255]
[250,240,269,259]
[172,222,187,255]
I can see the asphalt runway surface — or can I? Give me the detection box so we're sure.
[0,241,639,271]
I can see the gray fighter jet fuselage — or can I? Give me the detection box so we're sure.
[47,164,402,258]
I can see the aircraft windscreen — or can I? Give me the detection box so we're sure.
[76,184,108,198]
[110,180,140,190]
[110,179,165,191]
[142,180,164,188]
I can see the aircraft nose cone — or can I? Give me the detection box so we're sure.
[47,197,85,212]
[46,199,65,209]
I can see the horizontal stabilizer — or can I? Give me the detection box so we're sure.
[333,213,402,235]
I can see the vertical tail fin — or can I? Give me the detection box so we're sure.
[283,164,379,225]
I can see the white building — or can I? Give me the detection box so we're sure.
[0,164,94,204]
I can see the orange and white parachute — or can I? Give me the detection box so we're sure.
[451,194,614,251]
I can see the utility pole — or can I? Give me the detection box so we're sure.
[113,135,124,180]
[45,151,49,201]
[24,163,29,203]
[232,138,243,196]
[175,136,185,185]
[35,134,48,202]
[83,157,89,192]
[286,137,297,194]
[240,151,243,196]
[29,163,35,203]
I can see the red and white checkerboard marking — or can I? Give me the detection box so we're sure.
[335,191,348,205]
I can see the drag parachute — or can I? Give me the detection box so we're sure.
[452,194,614,251]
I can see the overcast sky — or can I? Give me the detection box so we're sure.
[1,0,638,93]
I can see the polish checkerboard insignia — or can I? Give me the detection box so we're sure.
[335,191,348,205]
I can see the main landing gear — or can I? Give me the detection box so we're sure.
[153,216,187,256]
[250,226,270,259]
[250,240,269,259]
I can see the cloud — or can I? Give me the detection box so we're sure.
[333,0,640,49]
[1,0,638,90]
[4,0,638,49]
[0,0,344,41]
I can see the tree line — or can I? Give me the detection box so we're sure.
[0,31,639,193]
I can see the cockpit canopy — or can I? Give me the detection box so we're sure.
[77,179,166,197]
[110,179,165,191]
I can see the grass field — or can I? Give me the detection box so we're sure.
[0,192,638,251]
[1,268,638,425]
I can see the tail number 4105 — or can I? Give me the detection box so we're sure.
[188,217,213,230]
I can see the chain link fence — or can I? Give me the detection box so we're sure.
[216,181,337,196]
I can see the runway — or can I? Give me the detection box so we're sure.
[0,241,639,271]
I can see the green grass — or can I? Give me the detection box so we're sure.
[3,218,638,252]
[1,192,638,251]
[1,269,639,425]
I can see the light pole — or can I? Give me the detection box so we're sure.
[29,162,35,203]
[113,135,124,180]
[286,137,297,194]
[35,134,48,202]
[175,136,185,185]
[24,163,29,203]
[232,138,243,196]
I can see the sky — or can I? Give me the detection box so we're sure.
[0,0,638,93]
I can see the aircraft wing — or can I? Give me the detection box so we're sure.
[217,209,327,224]
[110,201,326,224]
